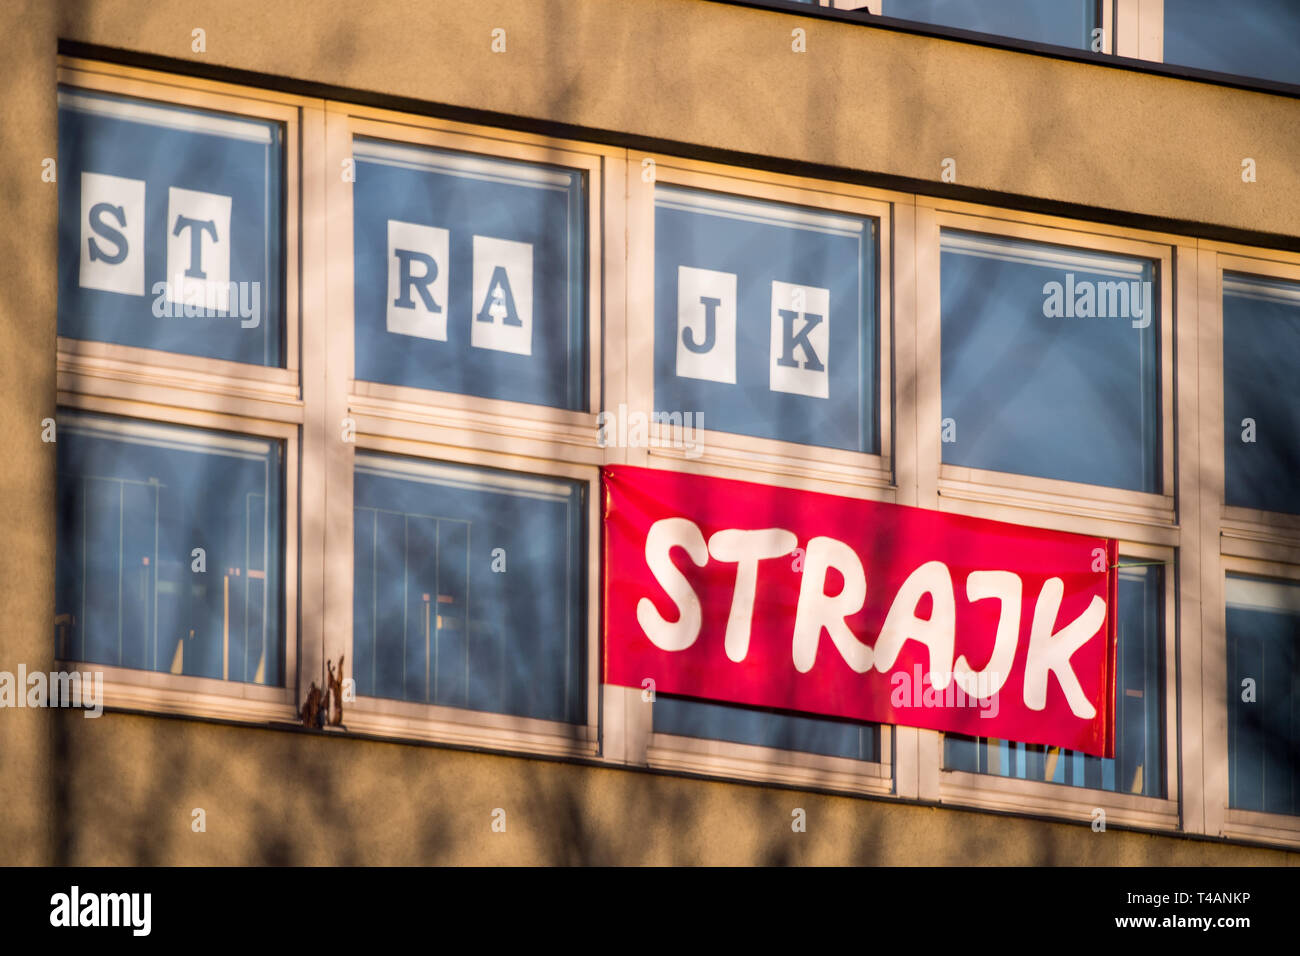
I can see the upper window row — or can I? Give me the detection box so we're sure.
[58,86,1300,516]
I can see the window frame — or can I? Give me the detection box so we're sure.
[1201,248,1300,545]
[908,197,1191,831]
[647,717,893,796]
[54,393,302,721]
[326,104,610,434]
[626,152,900,490]
[322,103,618,758]
[57,60,303,377]
[1210,557,1300,848]
[1196,239,1300,849]
[338,435,601,757]
[607,153,904,793]
[54,59,312,724]
[933,539,1180,831]
[916,199,1178,528]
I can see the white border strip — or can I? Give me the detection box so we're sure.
[941,231,1148,278]
[60,410,273,458]
[355,452,575,501]
[1224,274,1300,307]
[1226,575,1300,615]
[655,184,866,237]
[354,138,574,190]
[58,90,273,145]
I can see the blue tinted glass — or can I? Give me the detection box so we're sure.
[945,563,1164,796]
[1165,0,1300,86]
[654,695,878,761]
[1223,273,1300,515]
[940,231,1160,491]
[352,454,585,723]
[57,88,284,366]
[882,0,1098,48]
[352,139,587,410]
[55,412,285,685]
[1227,576,1300,817]
[654,186,877,452]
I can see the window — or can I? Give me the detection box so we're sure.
[58,87,285,367]
[1202,247,1300,846]
[1222,273,1300,516]
[645,178,883,458]
[326,104,609,756]
[1226,575,1300,817]
[351,139,587,410]
[654,696,878,761]
[879,0,1100,49]
[944,563,1165,797]
[1163,0,1300,86]
[938,229,1161,493]
[55,60,304,722]
[620,156,898,790]
[352,453,586,724]
[55,411,285,685]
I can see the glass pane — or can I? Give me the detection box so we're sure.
[352,453,585,723]
[1164,0,1300,87]
[944,563,1164,797]
[654,186,877,452]
[654,696,878,762]
[880,0,1098,49]
[54,411,285,685]
[352,139,587,410]
[1223,273,1300,515]
[57,88,285,366]
[940,230,1160,491]
[1226,575,1300,817]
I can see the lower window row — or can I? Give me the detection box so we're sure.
[52,409,1300,817]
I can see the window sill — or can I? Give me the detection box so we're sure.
[1223,808,1300,850]
[939,768,1179,832]
[345,696,598,760]
[938,467,1176,540]
[58,662,298,725]
[647,732,892,796]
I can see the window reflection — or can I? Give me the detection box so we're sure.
[55,411,285,685]
[352,453,586,724]
[940,230,1161,492]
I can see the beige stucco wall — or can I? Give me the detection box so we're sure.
[53,0,1300,241]
[45,711,1300,864]
[1,0,60,867]
[3,0,1299,864]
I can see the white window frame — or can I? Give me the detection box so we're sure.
[322,103,619,758]
[1212,562,1300,848]
[626,152,899,493]
[610,153,905,794]
[1196,240,1300,848]
[55,59,313,724]
[1114,0,1163,61]
[912,196,1189,830]
[916,199,1178,532]
[934,541,1180,831]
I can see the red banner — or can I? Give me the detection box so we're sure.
[603,466,1119,757]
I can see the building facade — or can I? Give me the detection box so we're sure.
[2,0,1299,864]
